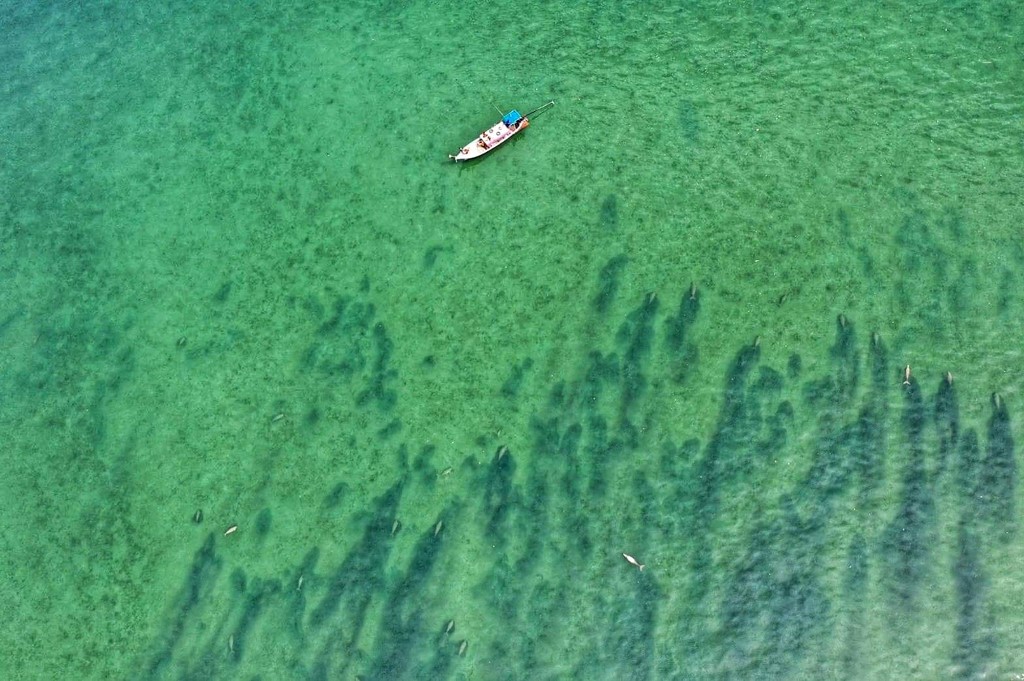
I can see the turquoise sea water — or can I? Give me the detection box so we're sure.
[2,1,1023,678]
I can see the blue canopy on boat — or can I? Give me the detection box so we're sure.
[502,110,523,126]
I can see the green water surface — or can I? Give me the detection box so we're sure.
[1,1,1023,679]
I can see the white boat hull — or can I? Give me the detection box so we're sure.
[449,118,529,162]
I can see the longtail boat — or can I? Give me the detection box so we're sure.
[449,101,554,162]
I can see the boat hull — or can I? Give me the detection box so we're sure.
[449,118,529,162]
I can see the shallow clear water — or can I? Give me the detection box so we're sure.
[2,1,1023,678]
